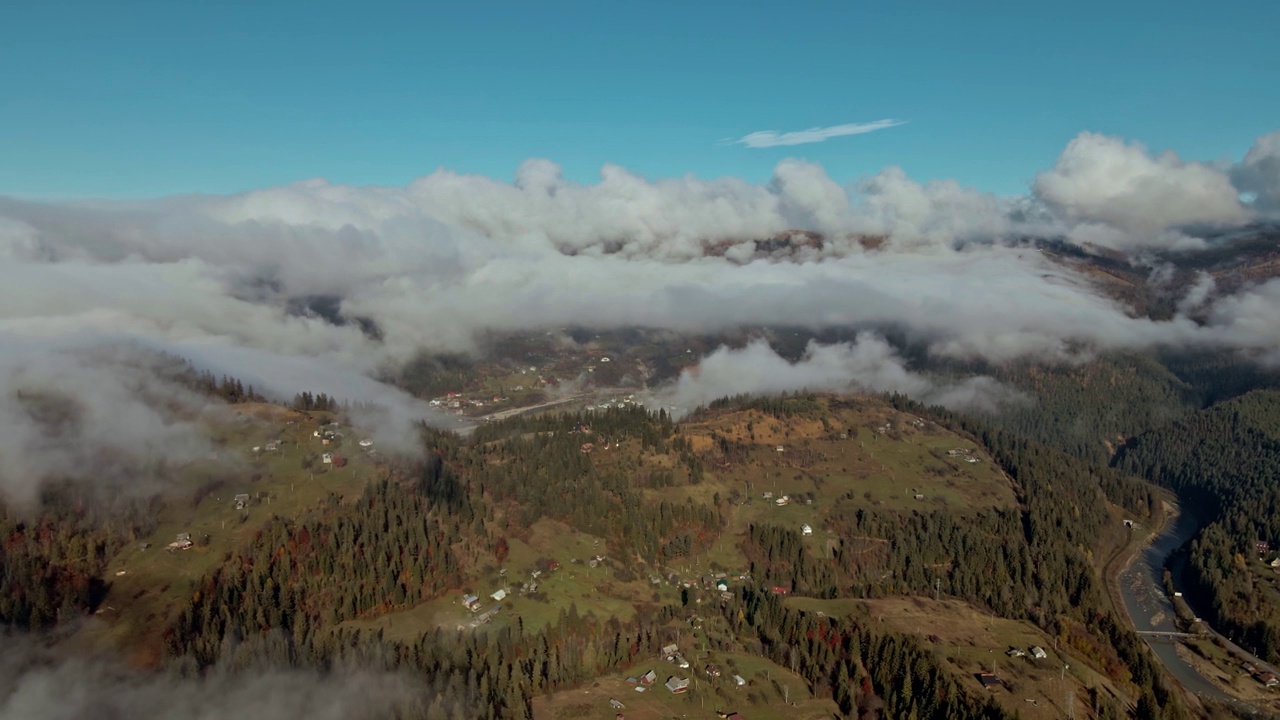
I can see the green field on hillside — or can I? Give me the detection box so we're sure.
[91,406,384,656]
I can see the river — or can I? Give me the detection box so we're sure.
[1117,508,1275,716]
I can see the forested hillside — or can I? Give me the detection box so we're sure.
[0,375,1245,719]
[971,353,1279,466]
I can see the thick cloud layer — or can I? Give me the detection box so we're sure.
[1,128,1278,501]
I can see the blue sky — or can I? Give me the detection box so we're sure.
[2,0,1277,199]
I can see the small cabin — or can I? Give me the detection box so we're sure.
[975,672,1003,690]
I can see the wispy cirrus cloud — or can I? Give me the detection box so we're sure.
[724,119,907,148]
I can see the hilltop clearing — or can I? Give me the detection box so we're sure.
[77,406,390,663]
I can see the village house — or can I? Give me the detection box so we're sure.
[665,677,690,694]
[801,524,813,536]
[265,441,279,452]
[461,594,481,612]
[358,439,374,447]
[609,699,625,709]
[491,589,507,602]
[732,674,747,687]
[1006,647,1026,658]
[771,586,790,595]
[322,453,333,464]
[660,644,679,659]
[1030,646,1048,660]
[1256,671,1279,688]
[640,670,657,686]
[705,664,722,678]
[234,493,250,510]
[976,672,1003,690]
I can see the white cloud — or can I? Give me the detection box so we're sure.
[1034,133,1251,248]
[725,119,907,148]
[649,335,1026,417]
[0,336,223,509]
[1234,130,1280,214]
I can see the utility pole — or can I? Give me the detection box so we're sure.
[934,577,941,602]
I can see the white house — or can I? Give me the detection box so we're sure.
[491,589,507,601]
[322,453,333,464]
[1030,646,1048,659]
[665,677,690,694]
[732,674,747,687]
[801,524,813,536]
[358,439,374,448]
